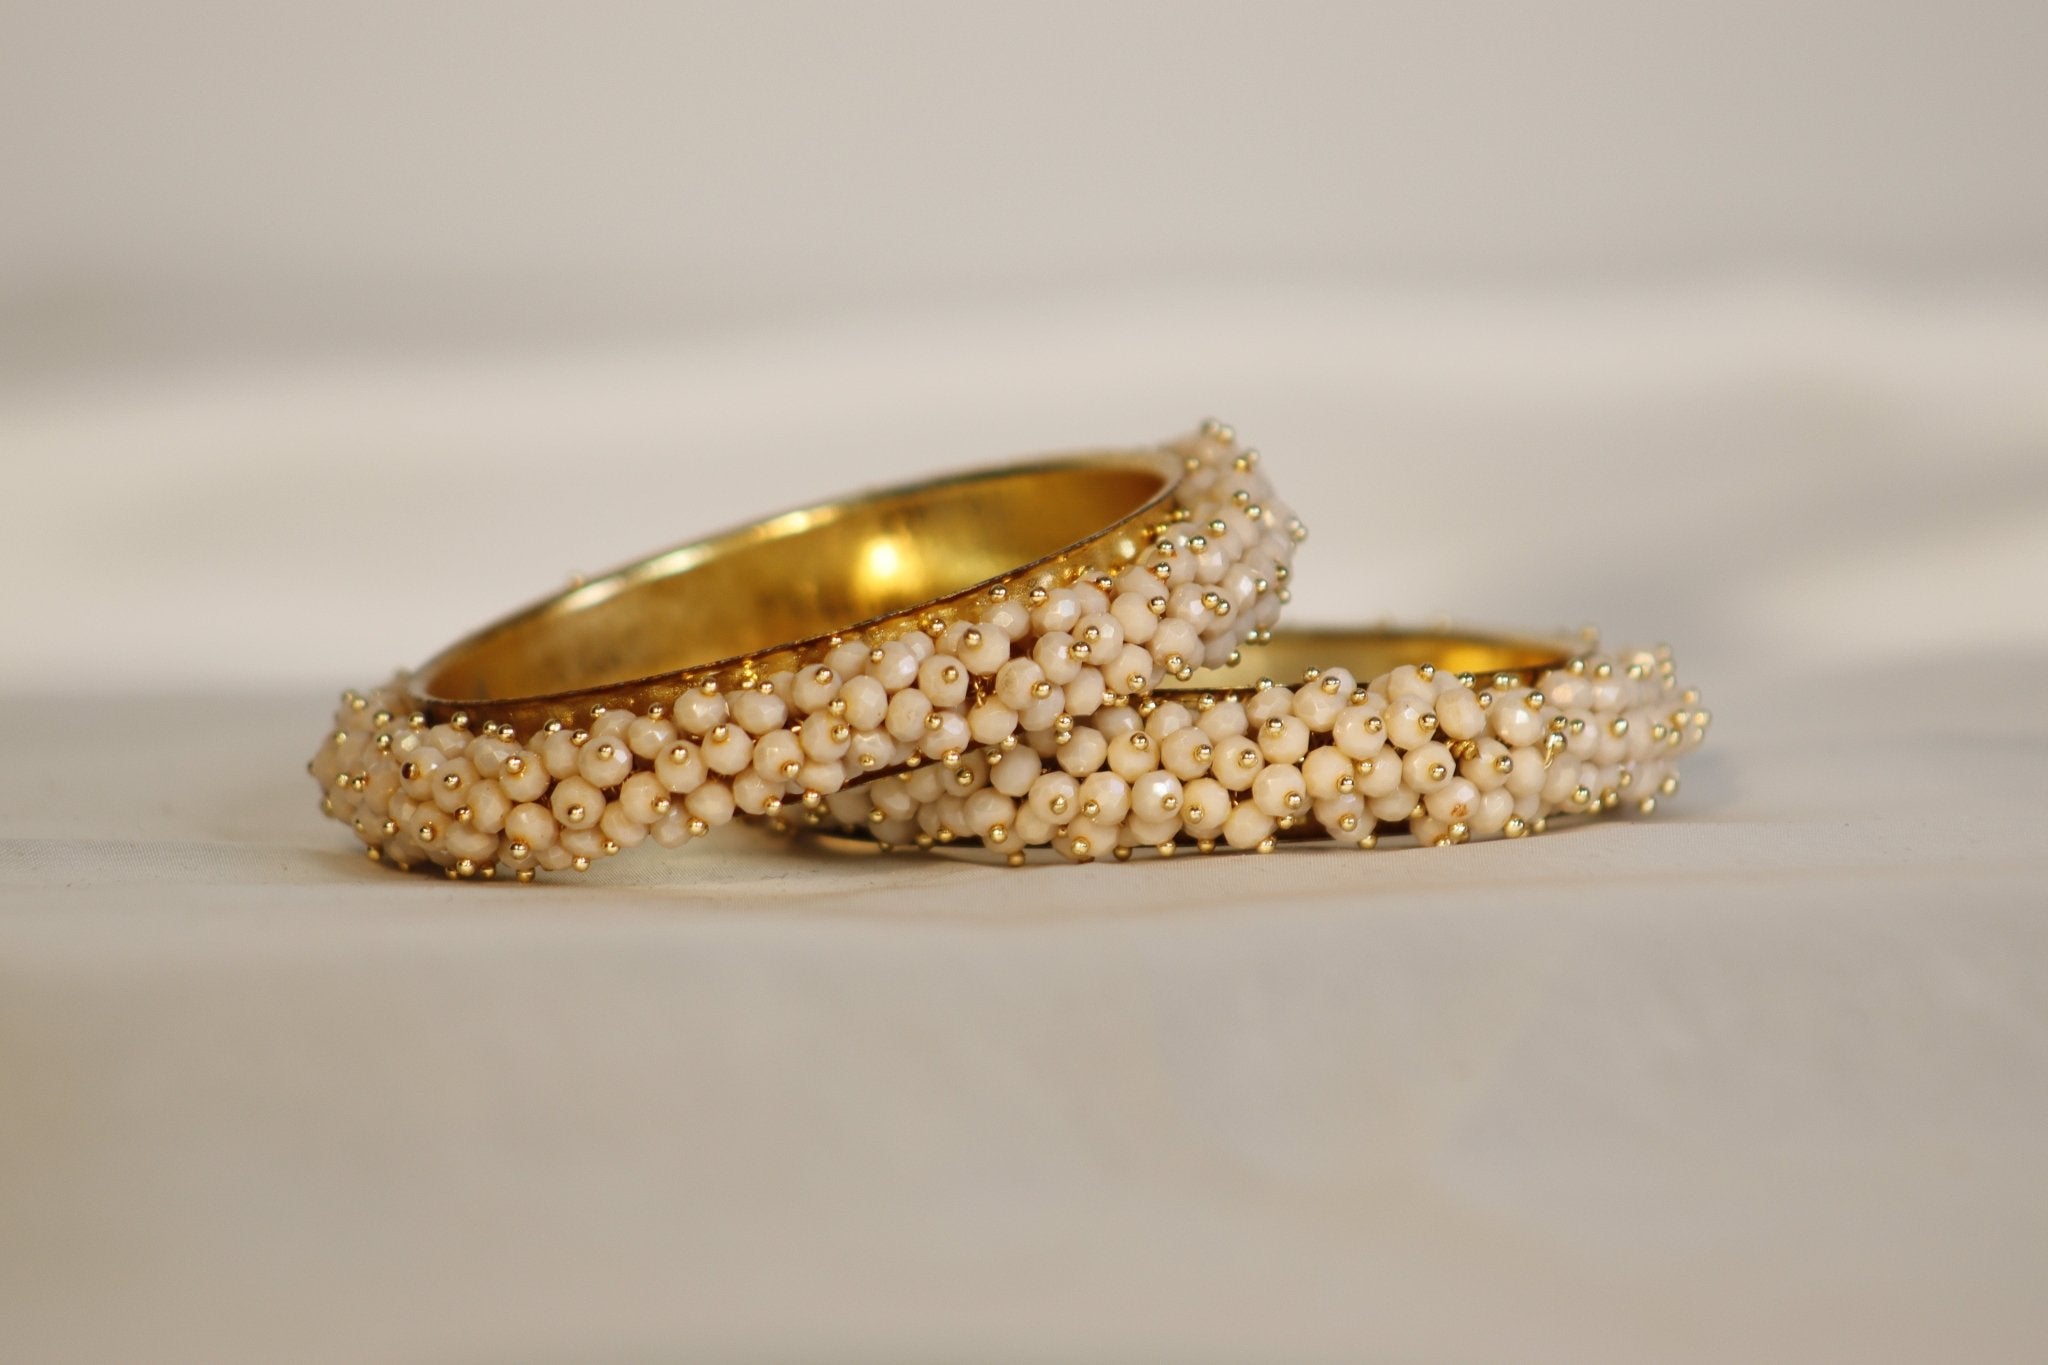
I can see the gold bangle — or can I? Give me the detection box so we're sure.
[783,624,1710,862]
[310,423,1304,879]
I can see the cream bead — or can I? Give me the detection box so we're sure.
[1563,711,1599,759]
[825,639,872,681]
[1033,632,1082,685]
[466,777,512,834]
[1301,746,1355,800]
[1490,690,1546,747]
[670,687,727,736]
[466,734,518,775]
[954,624,1012,676]
[1056,726,1109,777]
[443,821,498,863]
[655,739,707,793]
[504,801,558,851]
[1434,686,1488,741]
[995,657,1048,710]
[1423,776,1479,824]
[577,736,634,789]
[618,770,671,824]
[1013,805,1057,846]
[884,688,932,742]
[1017,689,1065,732]
[1105,730,1160,781]
[1385,698,1438,749]
[866,641,920,691]
[431,757,477,814]
[551,776,604,830]
[902,628,936,662]
[1504,745,1547,797]
[1127,813,1182,847]
[1077,771,1131,824]
[1179,773,1220,839]
[791,666,840,714]
[648,807,696,848]
[1258,715,1309,765]
[1109,589,1160,645]
[1026,771,1080,823]
[1211,734,1263,791]
[1471,787,1514,835]
[918,654,970,709]
[1292,673,1350,731]
[1402,741,1457,794]
[1144,701,1193,741]
[963,788,1016,839]
[1382,664,1435,703]
[1251,763,1307,819]
[1031,588,1083,636]
[1245,685,1293,724]
[918,712,970,761]
[1354,751,1405,798]
[588,708,635,740]
[1062,667,1106,718]
[1073,612,1125,664]
[1092,706,1142,741]
[1103,643,1154,695]
[964,698,1015,748]
[799,711,851,761]
[534,843,574,873]
[1150,618,1202,674]
[1313,791,1368,838]
[846,728,899,774]
[559,827,609,862]
[729,686,788,736]
[498,751,548,802]
[1331,699,1387,759]
[1197,699,1249,741]
[1160,726,1214,781]
[1223,802,1278,850]
[751,728,803,782]
[984,597,1032,641]
[991,747,1042,798]
[625,714,678,761]
[833,674,886,732]
[1060,818,1118,863]
[1541,755,1582,804]
[701,725,754,775]
[731,769,782,815]
[798,758,846,796]
[600,804,648,849]
[869,776,918,820]
[538,728,583,779]
[1368,789,1421,824]
[1130,769,1184,823]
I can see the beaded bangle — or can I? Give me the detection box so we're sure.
[310,424,1304,879]
[784,627,1711,861]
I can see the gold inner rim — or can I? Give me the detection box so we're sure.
[412,453,1179,712]
[1184,627,1573,694]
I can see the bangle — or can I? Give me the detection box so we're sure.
[788,626,1711,861]
[309,423,1304,879]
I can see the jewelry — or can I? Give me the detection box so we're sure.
[310,424,1304,879]
[785,626,1711,861]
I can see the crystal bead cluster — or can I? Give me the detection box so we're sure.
[793,644,1709,861]
[310,426,1305,878]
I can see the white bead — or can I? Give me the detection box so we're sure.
[618,770,670,824]
[918,654,970,709]
[1251,763,1307,819]
[1223,802,1277,850]
[991,747,1041,798]
[1130,770,1183,823]
[1077,772,1131,824]
[1056,726,1109,777]
[701,725,753,775]
[577,737,633,789]
[670,687,728,736]
[1489,690,1545,747]
[729,686,788,736]
[1434,686,1487,741]
[838,675,888,731]
[1301,747,1353,800]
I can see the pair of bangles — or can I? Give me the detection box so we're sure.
[311,423,1709,880]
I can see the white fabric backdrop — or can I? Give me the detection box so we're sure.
[4,282,2047,1362]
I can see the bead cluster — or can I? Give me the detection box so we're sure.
[310,425,1305,879]
[791,641,1710,861]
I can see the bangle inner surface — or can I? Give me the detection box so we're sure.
[414,455,1176,707]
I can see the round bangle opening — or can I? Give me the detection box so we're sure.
[413,454,1178,707]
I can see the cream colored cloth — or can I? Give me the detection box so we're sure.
[4,286,2047,1362]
